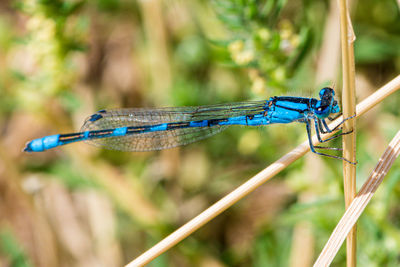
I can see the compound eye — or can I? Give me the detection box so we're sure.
[319,87,334,98]
[319,89,325,98]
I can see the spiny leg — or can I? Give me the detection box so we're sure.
[318,118,354,141]
[317,119,328,134]
[324,114,356,132]
[322,119,333,132]
[315,118,353,144]
[305,120,356,165]
[313,119,343,151]
[327,113,342,121]
[316,129,353,144]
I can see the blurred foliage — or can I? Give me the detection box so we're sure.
[0,230,32,267]
[0,0,400,266]
[12,0,87,110]
[212,0,312,92]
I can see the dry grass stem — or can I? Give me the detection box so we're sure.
[314,130,400,266]
[126,74,400,267]
[338,0,357,265]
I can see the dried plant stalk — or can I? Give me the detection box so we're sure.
[338,0,357,265]
[314,130,400,266]
[125,74,400,267]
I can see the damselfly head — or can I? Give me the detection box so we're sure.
[321,87,340,113]
[315,87,340,118]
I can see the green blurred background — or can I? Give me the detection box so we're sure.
[1,0,400,266]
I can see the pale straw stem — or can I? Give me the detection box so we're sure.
[338,0,357,264]
[314,130,400,266]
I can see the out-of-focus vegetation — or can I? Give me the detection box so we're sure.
[1,0,400,266]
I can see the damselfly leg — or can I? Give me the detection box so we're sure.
[313,119,343,151]
[323,114,356,132]
[306,119,356,165]
[315,119,354,144]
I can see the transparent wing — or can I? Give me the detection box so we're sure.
[80,100,266,152]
